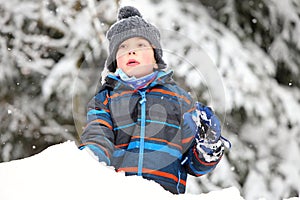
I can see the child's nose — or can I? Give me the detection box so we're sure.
[128,49,136,55]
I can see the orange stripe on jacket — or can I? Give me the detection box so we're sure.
[118,167,186,186]
[186,107,196,113]
[115,143,129,148]
[110,91,135,99]
[86,119,113,130]
[182,136,194,144]
[79,142,110,158]
[103,93,110,105]
[150,88,191,104]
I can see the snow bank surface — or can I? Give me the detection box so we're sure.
[0,141,243,200]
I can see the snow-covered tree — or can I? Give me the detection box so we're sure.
[0,0,116,161]
[195,1,300,199]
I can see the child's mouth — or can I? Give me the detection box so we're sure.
[127,59,140,66]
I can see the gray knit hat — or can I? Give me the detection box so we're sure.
[105,6,166,72]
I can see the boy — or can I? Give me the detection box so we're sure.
[79,6,230,194]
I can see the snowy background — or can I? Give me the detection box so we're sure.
[0,0,300,199]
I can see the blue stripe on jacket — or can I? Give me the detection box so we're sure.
[87,109,109,116]
[126,141,182,159]
[113,119,180,131]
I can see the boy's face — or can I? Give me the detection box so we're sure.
[116,37,158,78]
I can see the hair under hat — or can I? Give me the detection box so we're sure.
[105,6,166,72]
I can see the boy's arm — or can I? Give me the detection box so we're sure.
[79,91,114,165]
[182,102,231,177]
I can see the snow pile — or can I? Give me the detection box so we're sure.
[0,141,243,200]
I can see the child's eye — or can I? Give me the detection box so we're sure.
[138,43,148,47]
[119,44,127,49]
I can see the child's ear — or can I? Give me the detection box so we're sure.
[154,63,158,69]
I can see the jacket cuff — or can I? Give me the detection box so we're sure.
[79,144,111,165]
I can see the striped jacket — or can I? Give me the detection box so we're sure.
[79,70,222,194]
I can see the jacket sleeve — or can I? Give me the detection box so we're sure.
[181,106,223,177]
[79,90,114,165]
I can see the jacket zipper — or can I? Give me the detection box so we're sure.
[138,90,146,176]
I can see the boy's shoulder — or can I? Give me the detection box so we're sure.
[98,75,119,93]
[156,71,194,102]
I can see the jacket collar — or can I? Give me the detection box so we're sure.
[102,70,175,92]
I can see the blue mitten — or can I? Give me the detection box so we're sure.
[184,102,231,162]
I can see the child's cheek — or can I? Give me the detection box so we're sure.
[141,50,155,64]
[116,55,126,68]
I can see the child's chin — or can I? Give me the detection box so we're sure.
[127,71,144,78]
